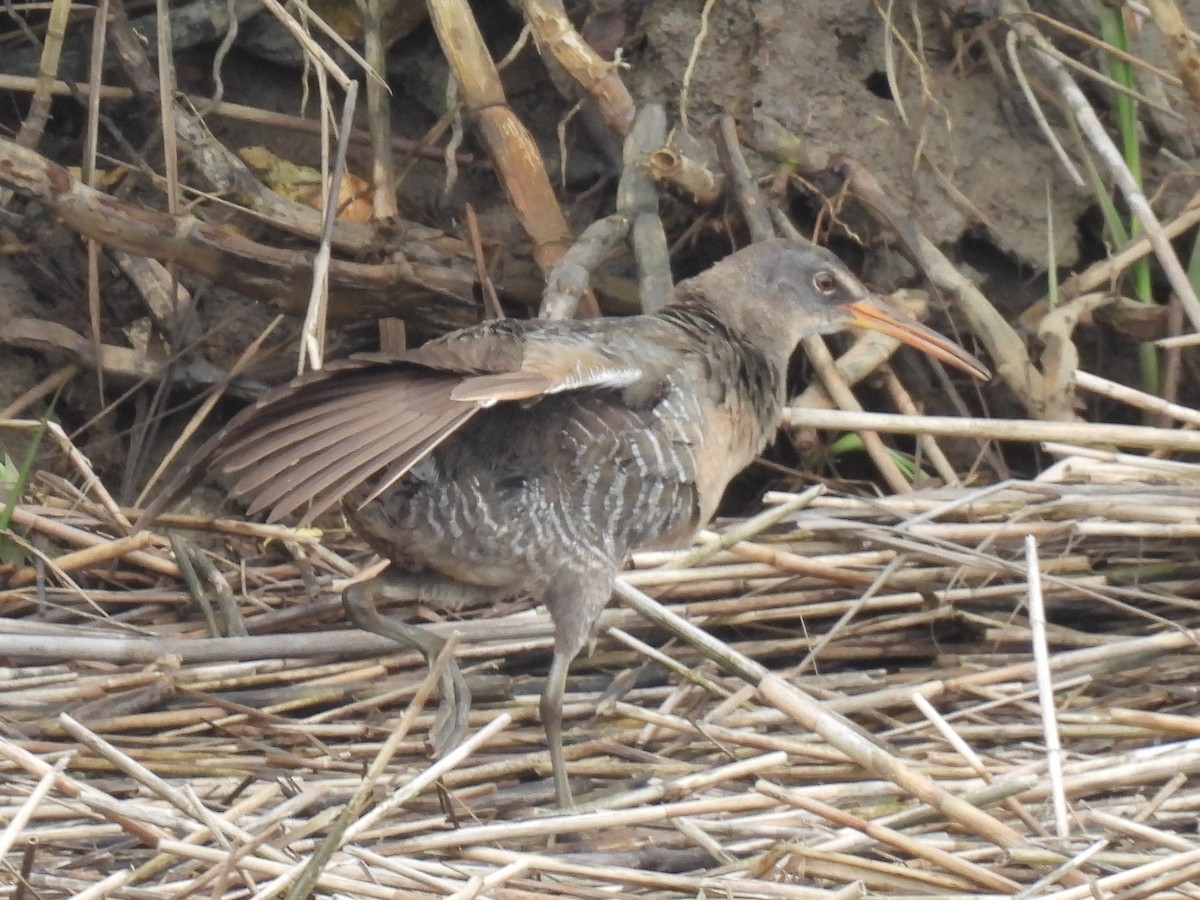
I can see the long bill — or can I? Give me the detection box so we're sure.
[843,299,991,380]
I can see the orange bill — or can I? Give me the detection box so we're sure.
[843,299,990,380]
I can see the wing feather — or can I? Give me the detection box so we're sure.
[249,406,476,523]
[450,341,643,402]
[218,389,408,481]
[140,318,665,529]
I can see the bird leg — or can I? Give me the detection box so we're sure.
[342,574,481,756]
[542,570,617,808]
[541,646,575,807]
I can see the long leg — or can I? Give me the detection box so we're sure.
[541,570,616,808]
[343,574,490,755]
[540,645,577,808]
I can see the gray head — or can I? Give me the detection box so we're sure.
[674,238,989,379]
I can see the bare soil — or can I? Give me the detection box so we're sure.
[1,2,1198,474]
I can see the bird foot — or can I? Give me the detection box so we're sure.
[343,576,474,758]
[427,655,471,757]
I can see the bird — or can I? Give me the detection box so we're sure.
[144,237,988,807]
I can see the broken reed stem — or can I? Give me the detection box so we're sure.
[1024,535,1069,839]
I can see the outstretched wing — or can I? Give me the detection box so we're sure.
[141,321,653,527]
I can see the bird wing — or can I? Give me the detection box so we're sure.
[449,340,643,403]
[141,320,657,527]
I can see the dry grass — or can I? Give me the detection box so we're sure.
[4,451,1200,898]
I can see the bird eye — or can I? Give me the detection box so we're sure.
[813,271,837,294]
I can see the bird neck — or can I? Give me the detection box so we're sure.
[668,287,799,380]
[658,303,789,428]
[655,302,788,529]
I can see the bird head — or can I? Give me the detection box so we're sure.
[686,238,989,380]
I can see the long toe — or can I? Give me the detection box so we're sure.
[427,658,471,756]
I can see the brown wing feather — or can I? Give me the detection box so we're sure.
[218,385,408,482]
[232,375,473,523]
[450,341,641,403]
[137,357,464,529]
[216,371,451,482]
[351,412,469,509]
[139,320,657,529]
